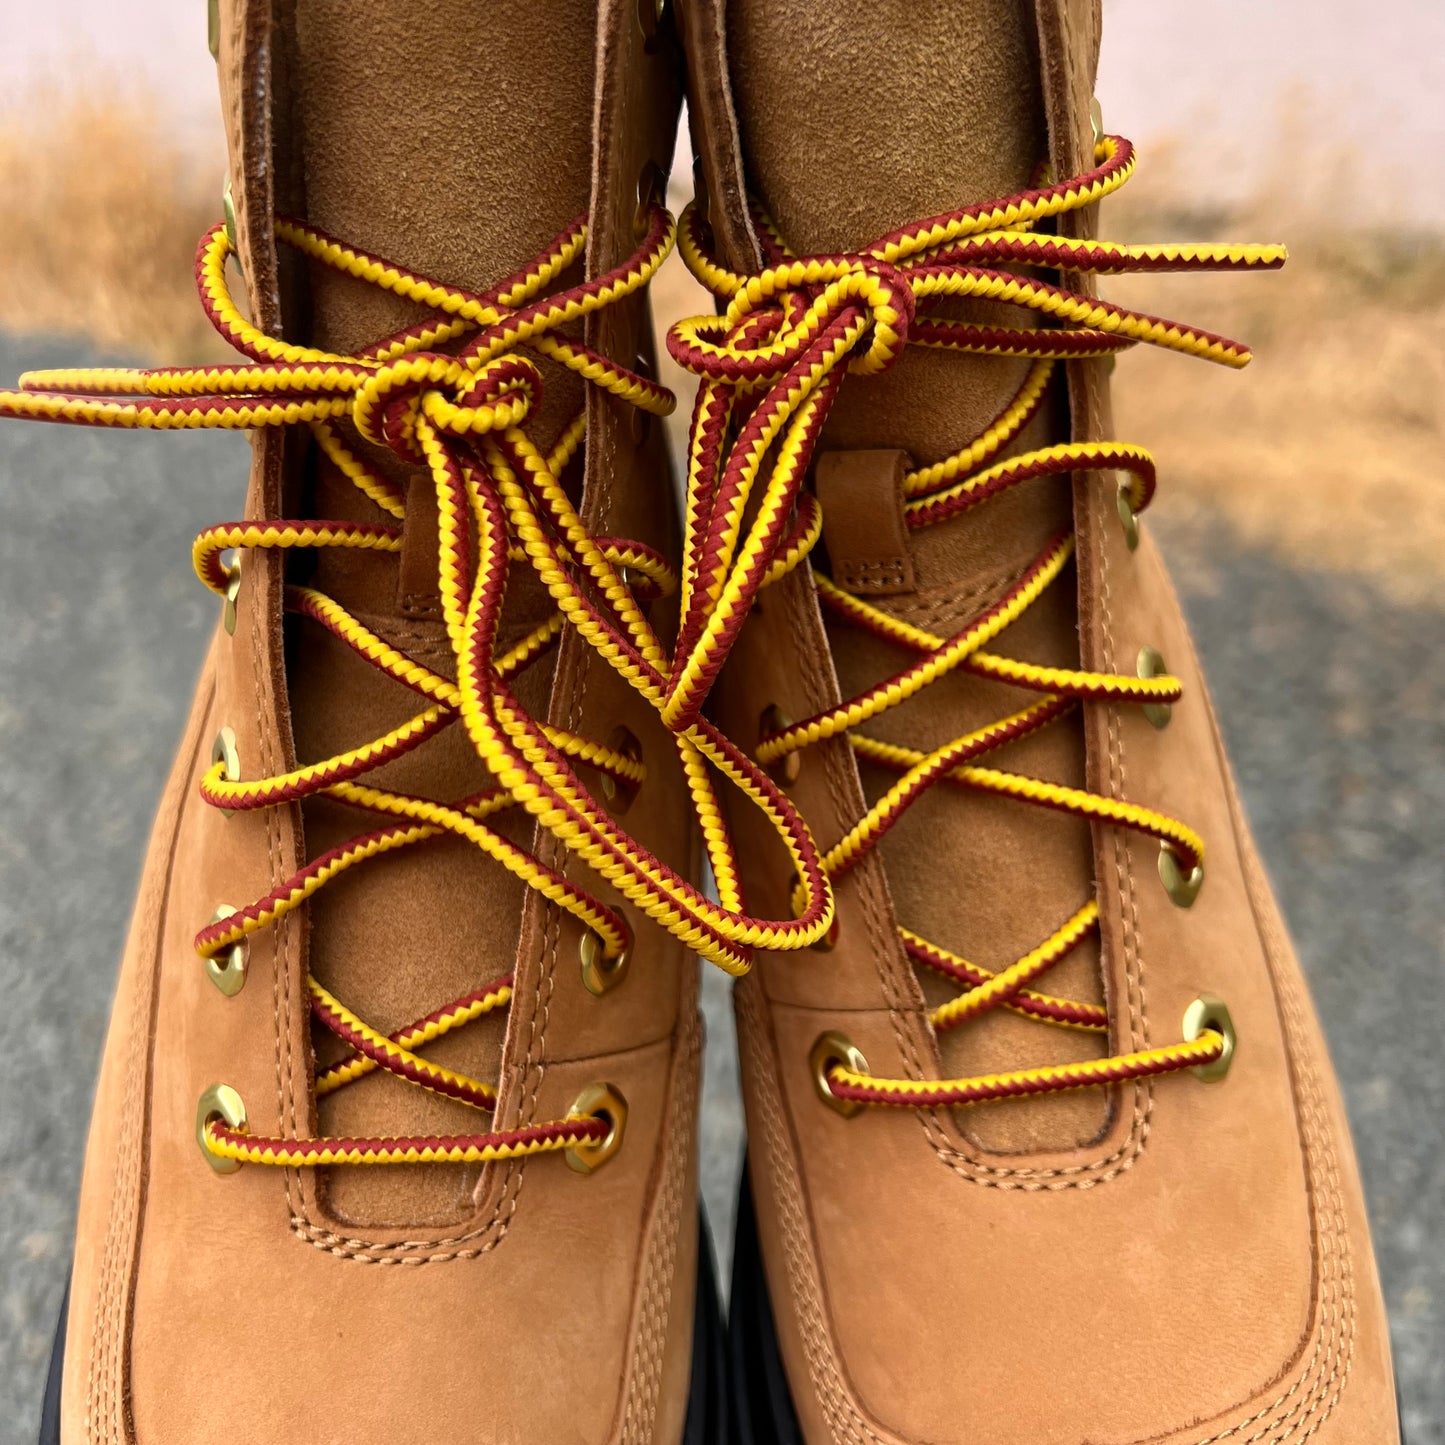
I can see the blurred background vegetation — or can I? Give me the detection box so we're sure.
[2,63,1441,605]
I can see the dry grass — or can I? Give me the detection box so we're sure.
[1,89,1440,604]
[0,81,223,360]
[1105,135,1445,608]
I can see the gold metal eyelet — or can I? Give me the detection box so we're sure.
[1116,478,1140,551]
[1182,994,1236,1082]
[629,352,653,447]
[691,157,711,230]
[691,156,717,252]
[196,1083,247,1174]
[760,704,801,786]
[222,175,238,250]
[211,727,240,817]
[637,0,668,50]
[634,160,665,240]
[211,727,240,779]
[1158,843,1205,908]
[565,1083,628,1173]
[811,916,841,952]
[617,566,647,607]
[222,551,242,635]
[809,1031,869,1118]
[787,873,840,951]
[204,905,249,997]
[580,926,632,997]
[207,0,221,58]
[599,725,643,815]
[1136,645,1173,729]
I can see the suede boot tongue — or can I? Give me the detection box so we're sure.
[279,0,599,1227]
[728,0,1113,1154]
[727,0,1066,585]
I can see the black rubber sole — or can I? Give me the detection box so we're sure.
[40,1211,728,1445]
[728,1166,803,1445]
[688,1207,731,1445]
[38,1277,65,1445]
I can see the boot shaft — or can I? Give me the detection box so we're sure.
[210,0,691,1228]
[8,8,728,1441]
[673,2,1400,1440]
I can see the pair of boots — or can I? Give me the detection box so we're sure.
[3,2,1401,1442]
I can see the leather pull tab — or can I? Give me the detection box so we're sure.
[398,474,443,619]
[815,448,917,596]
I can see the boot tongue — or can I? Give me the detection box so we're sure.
[278,0,599,1226]
[727,0,1064,587]
[292,0,595,620]
[727,0,1114,1154]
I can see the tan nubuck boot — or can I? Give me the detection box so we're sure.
[666,1,1403,1442]
[0,1,846,1439]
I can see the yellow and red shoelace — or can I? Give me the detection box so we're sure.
[666,132,1284,1111]
[0,204,834,1169]
[0,131,1280,1159]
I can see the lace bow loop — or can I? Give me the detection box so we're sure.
[668,132,1282,1115]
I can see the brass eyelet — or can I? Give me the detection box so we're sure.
[629,352,653,447]
[210,727,240,817]
[580,926,632,997]
[222,551,242,636]
[212,726,239,779]
[196,1083,247,1174]
[1116,478,1140,551]
[205,905,248,997]
[637,0,667,48]
[565,1083,628,1173]
[634,160,665,240]
[810,899,840,953]
[1182,993,1236,1082]
[760,704,801,786]
[1158,843,1205,908]
[599,724,644,815]
[222,175,238,250]
[691,157,711,230]
[809,1031,869,1118]
[787,872,839,951]
[1136,645,1173,729]
[207,0,221,58]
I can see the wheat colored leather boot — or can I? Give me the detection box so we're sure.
[1,3,741,1440]
[668,1,1403,1442]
